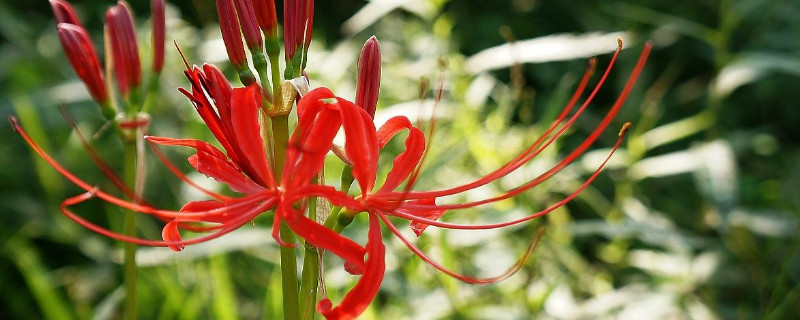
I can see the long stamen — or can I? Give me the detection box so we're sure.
[58,105,133,199]
[61,190,276,248]
[147,141,233,201]
[376,213,544,284]
[12,116,276,219]
[406,46,617,200]
[382,122,630,230]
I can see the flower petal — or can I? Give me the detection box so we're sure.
[318,214,385,320]
[281,205,367,273]
[375,117,425,192]
[162,220,185,252]
[230,85,276,188]
[405,198,446,236]
[338,99,378,194]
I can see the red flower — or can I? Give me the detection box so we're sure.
[271,40,653,319]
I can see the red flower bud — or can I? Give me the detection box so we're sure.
[57,23,108,104]
[251,0,277,36]
[233,0,263,51]
[356,36,381,119]
[50,0,82,27]
[216,0,247,68]
[283,0,313,60]
[302,0,313,47]
[283,0,298,60]
[151,0,166,73]
[105,2,141,97]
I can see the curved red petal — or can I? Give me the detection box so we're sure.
[230,85,276,188]
[318,214,385,320]
[338,98,378,194]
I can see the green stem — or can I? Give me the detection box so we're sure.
[299,196,320,320]
[271,112,299,320]
[279,223,300,320]
[122,140,138,320]
[272,115,289,178]
[140,73,161,114]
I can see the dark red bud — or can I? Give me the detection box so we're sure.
[151,0,166,73]
[216,0,247,68]
[57,23,108,104]
[50,0,82,27]
[233,0,263,50]
[105,2,142,97]
[356,36,381,119]
[251,0,277,35]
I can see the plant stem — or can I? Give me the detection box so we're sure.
[272,115,289,178]
[122,139,138,320]
[279,222,300,320]
[270,112,300,320]
[299,196,320,320]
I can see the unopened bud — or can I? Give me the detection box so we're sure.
[355,36,381,119]
[57,23,110,107]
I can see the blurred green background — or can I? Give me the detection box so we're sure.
[1,0,799,319]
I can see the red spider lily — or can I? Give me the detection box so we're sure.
[266,40,650,320]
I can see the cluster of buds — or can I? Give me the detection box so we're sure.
[213,0,313,110]
[50,0,165,126]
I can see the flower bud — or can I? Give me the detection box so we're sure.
[251,0,277,36]
[105,1,141,97]
[233,0,263,51]
[50,0,82,26]
[216,0,247,68]
[151,0,166,73]
[356,36,381,119]
[283,0,298,60]
[57,23,109,106]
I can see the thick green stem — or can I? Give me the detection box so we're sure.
[266,43,282,106]
[279,223,300,320]
[140,73,161,114]
[272,115,289,178]
[122,140,138,320]
[299,196,320,320]
[270,112,299,320]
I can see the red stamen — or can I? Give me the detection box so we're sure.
[377,213,542,284]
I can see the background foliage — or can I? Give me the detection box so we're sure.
[1,0,798,319]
